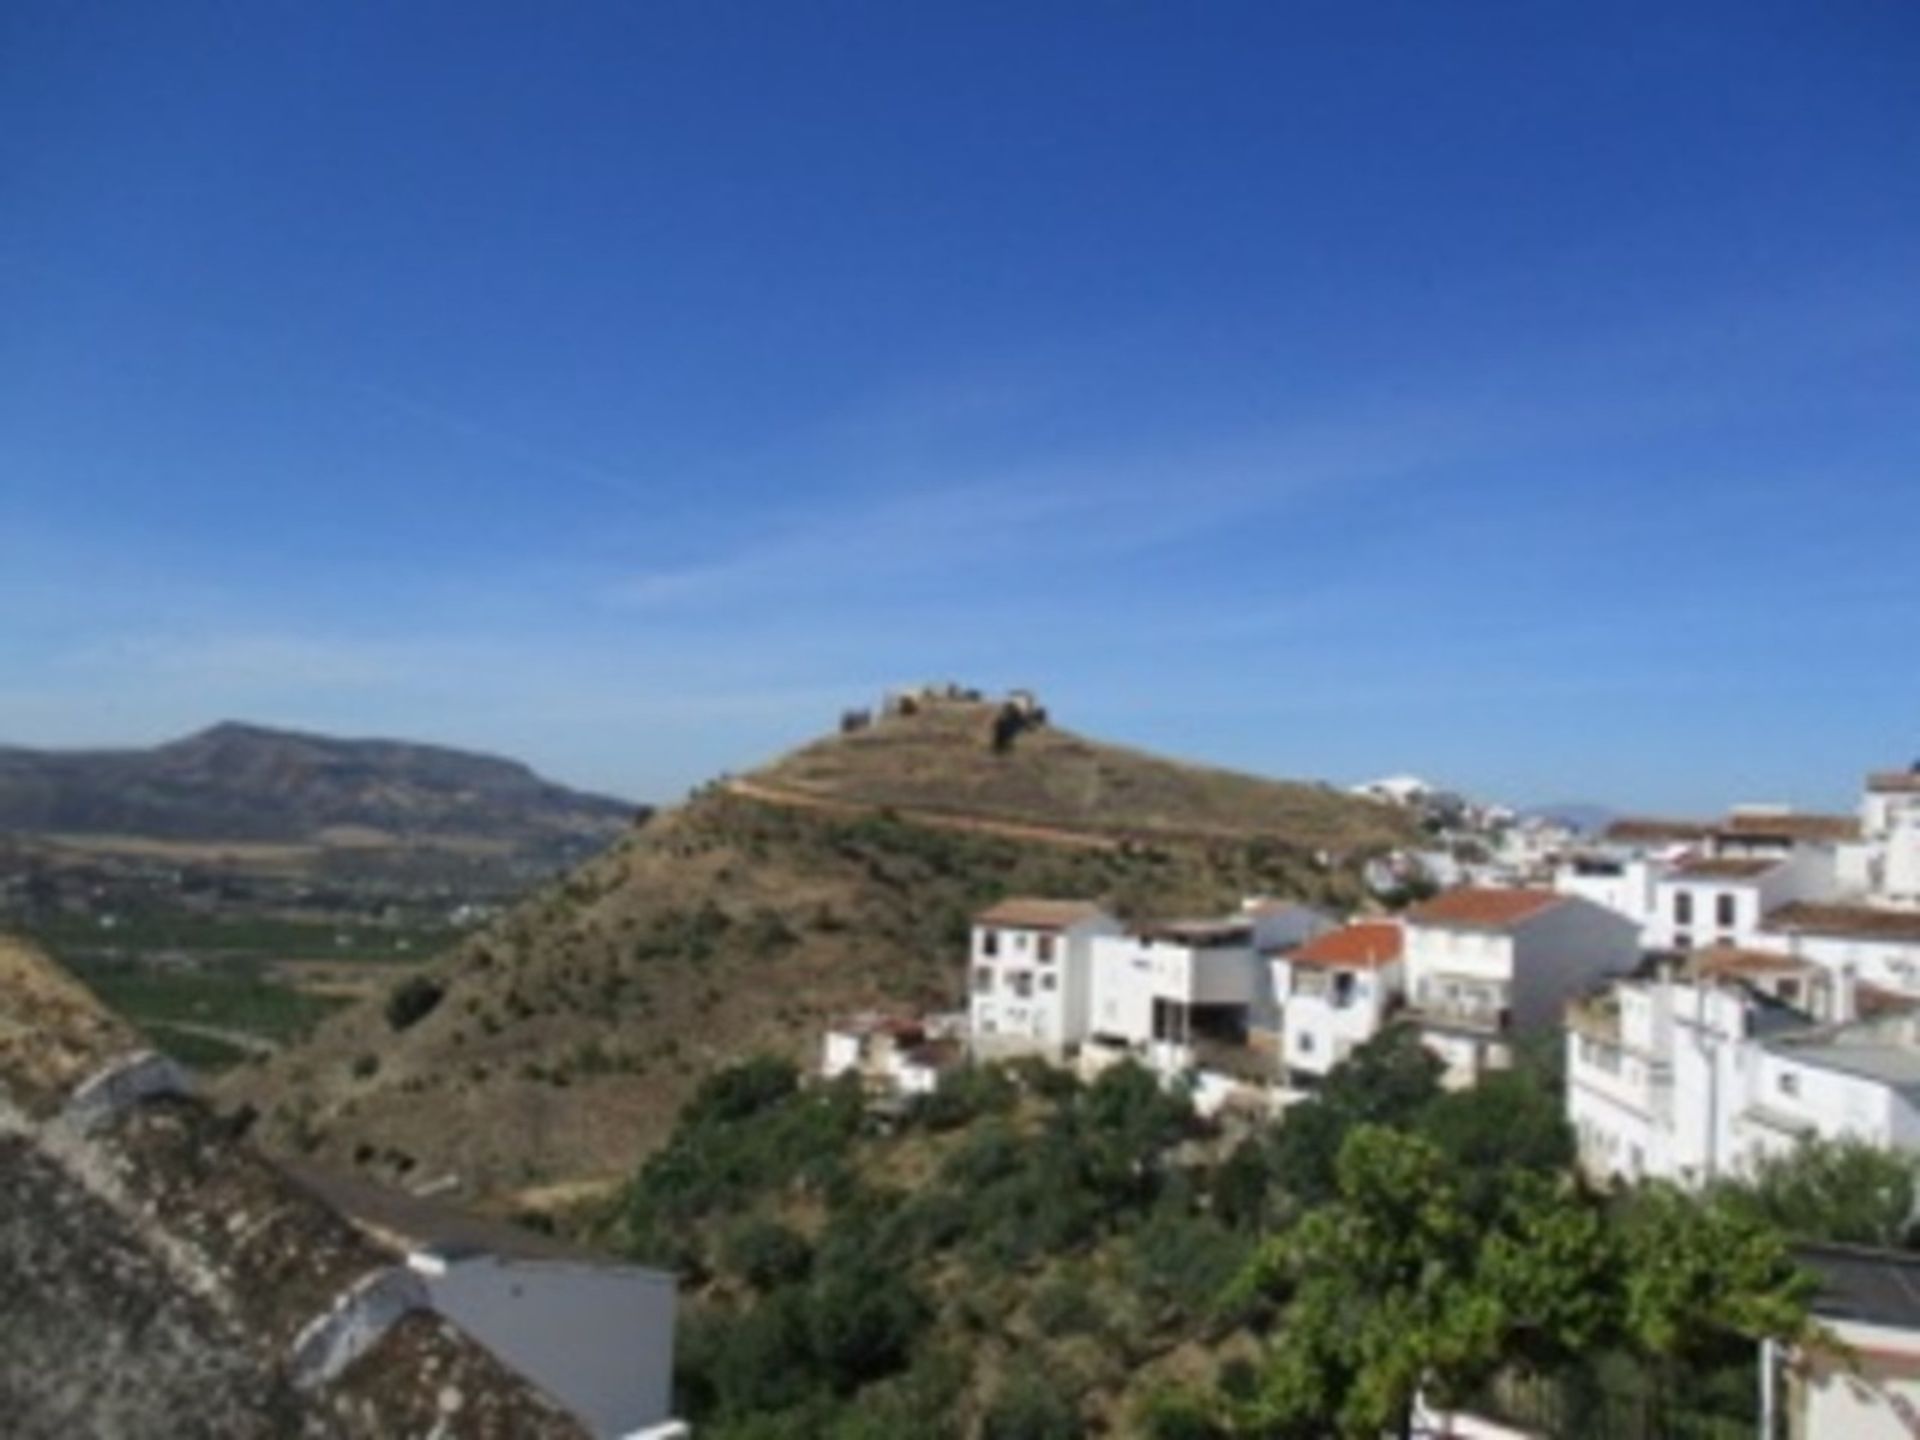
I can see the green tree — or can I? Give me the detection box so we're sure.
[1417,1070,1574,1219]
[1716,1136,1920,1248]
[1614,1183,1815,1366]
[1233,1128,1620,1438]
[1268,1027,1441,1207]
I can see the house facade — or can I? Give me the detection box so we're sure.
[1764,901,1920,998]
[821,1012,962,1096]
[1567,956,1920,1189]
[1647,850,1835,952]
[1272,920,1405,1084]
[968,898,1124,1058]
[1403,887,1640,1088]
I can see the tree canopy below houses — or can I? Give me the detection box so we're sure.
[586,1031,1823,1438]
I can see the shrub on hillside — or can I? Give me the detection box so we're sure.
[384,975,445,1032]
[982,1364,1082,1440]
[722,1218,813,1291]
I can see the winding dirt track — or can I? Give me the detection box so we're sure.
[721,777,1123,851]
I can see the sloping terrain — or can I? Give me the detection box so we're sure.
[0,936,586,1439]
[234,704,1412,1201]
[755,700,1408,853]
[0,721,635,865]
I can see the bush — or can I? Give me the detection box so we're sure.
[1136,1387,1227,1440]
[384,976,445,1032]
[806,1255,926,1393]
[983,1365,1082,1440]
[722,1218,813,1291]
[1030,1270,1102,1337]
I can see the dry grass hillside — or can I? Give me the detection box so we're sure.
[753,700,1407,852]
[232,705,1413,1203]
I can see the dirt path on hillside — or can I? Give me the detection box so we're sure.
[155,1020,281,1058]
[722,777,1124,851]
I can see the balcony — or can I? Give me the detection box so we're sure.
[1410,979,1510,1033]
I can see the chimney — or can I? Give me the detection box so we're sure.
[1831,965,1859,1025]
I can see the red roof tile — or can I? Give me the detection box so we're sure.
[1764,903,1920,944]
[1289,922,1404,970]
[1719,812,1862,843]
[975,898,1109,932]
[1406,887,1565,931]
[1670,856,1780,880]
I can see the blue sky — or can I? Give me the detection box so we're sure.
[3,3,1916,812]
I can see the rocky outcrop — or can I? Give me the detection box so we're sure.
[0,937,586,1439]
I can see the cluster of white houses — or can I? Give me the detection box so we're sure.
[1561,768,1920,1190]
[816,762,1920,1438]
[822,764,1920,1187]
[823,877,1645,1118]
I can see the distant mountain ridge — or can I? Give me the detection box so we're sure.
[0,722,636,859]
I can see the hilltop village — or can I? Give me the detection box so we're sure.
[832,755,1920,1168]
[814,741,1920,1438]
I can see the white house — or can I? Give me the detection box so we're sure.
[1566,950,1920,1189]
[1272,920,1405,1084]
[1748,1015,1920,1169]
[1762,902,1920,999]
[1086,916,1270,1078]
[1566,953,1837,1187]
[1078,901,1331,1082]
[1648,848,1837,952]
[1864,769,1920,909]
[1553,850,1677,936]
[821,1012,962,1097]
[1402,887,1640,1088]
[968,898,1123,1058]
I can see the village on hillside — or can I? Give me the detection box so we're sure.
[819,751,1920,1438]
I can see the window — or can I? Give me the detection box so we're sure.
[1674,932,1693,952]
[1333,972,1357,1007]
[1716,892,1737,929]
[1297,1032,1316,1054]
[1011,972,1033,999]
[1036,934,1056,963]
[972,966,993,994]
[1778,1071,1799,1098]
[982,930,1000,958]
[1040,973,1057,992]
[1674,892,1693,926]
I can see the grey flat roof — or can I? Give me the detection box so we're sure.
[1798,1242,1920,1329]
[1767,1035,1920,1100]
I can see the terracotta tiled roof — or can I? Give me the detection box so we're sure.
[1764,903,1920,944]
[1288,921,1404,970]
[1406,887,1565,931]
[1720,812,1862,843]
[1688,947,1817,979]
[975,898,1109,932]
[1670,856,1780,880]
[1857,983,1920,1018]
[1603,817,1717,844]
[1868,771,1920,795]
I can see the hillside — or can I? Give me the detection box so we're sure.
[233,701,1413,1202]
[750,699,1406,852]
[0,721,636,866]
